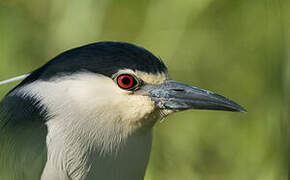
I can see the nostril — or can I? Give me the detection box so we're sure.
[169,88,185,92]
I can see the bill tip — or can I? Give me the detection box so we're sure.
[237,107,247,113]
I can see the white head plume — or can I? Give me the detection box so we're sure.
[0,74,30,85]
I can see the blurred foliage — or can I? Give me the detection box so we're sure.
[0,0,288,179]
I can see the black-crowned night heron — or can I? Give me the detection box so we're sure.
[0,41,246,180]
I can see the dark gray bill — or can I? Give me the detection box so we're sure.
[140,80,247,112]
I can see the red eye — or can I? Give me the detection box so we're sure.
[116,74,138,90]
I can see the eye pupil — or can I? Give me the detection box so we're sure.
[122,77,131,85]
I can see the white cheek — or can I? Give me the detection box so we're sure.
[117,95,155,123]
[67,77,156,124]
[65,76,123,110]
[66,78,157,134]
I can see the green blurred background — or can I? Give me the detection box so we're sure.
[0,0,288,179]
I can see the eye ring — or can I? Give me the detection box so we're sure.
[115,74,140,90]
